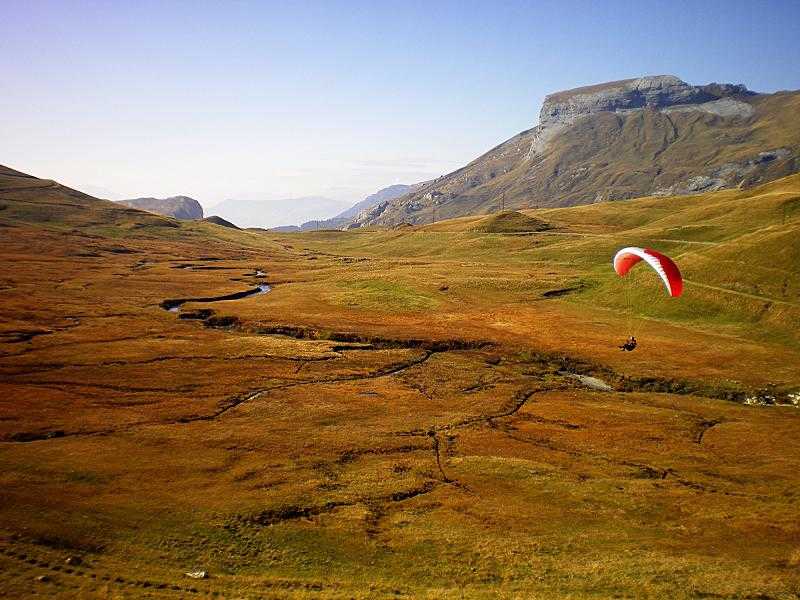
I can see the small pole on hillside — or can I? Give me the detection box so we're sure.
[501,192,505,212]
[432,205,437,224]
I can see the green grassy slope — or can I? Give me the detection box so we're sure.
[297,174,800,347]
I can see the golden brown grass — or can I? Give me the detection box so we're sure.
[1,167,800,598]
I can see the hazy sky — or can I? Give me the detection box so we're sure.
[3,0,799,213]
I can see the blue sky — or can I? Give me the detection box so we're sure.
[2,0,799,214]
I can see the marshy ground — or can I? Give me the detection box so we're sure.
[1,167,800,598]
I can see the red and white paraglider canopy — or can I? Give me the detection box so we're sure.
[612,247,683,297]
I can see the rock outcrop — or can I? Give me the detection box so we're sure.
[538,75,744,126]
[118,196,203,220]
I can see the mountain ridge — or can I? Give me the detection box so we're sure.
[353,75,799,227]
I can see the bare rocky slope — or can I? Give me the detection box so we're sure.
[354,75,800,227]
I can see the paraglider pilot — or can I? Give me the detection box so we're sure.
[619,336,637,351]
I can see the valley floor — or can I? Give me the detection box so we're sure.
[2,170,800,598]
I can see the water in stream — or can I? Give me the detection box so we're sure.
[162,283,271,313]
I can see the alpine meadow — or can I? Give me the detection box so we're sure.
[2,2,800,598]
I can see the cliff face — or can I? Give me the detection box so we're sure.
[118,196,203,220]
[354,75,799,227]
[537,76,749,126]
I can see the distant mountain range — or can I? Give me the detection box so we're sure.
[117,196,203,220]
[114,184,426,231]
[207,196,351,229]
[111,75,800,231]
[352,75,800,227]
[336,184,419,220]
[268,183,424,232]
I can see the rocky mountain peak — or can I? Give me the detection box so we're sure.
[118,195,204,220]
[539,75,747,126]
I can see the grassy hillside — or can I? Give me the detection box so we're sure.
[2,166,800,598]
[342,174,800,347]
[468,210,551,233]
[535,174,800,317]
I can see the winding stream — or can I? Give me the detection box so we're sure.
[161,283,271,312]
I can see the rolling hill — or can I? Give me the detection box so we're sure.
[354,75,800,227]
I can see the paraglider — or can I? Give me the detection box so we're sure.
[612,247,683,349]
[613,247,683,297]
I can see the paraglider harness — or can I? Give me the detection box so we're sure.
[619,336,637,352]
